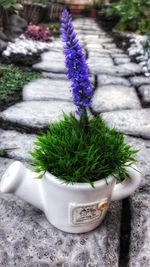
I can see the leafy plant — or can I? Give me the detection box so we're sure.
[0,0,23,11]
[31,114,137,186]
[0,64,40,107]
[103,0,150,34]
[25,24,50,42]
[31,9,138,187]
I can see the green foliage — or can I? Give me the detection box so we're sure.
[0,149,6,157]
[30,0,65,3]
[0,64,40,104]
[31,114,137,186]
[42,22,60,36]
[0,0,23,11]
[93,0,107,9]
[103,0,150,34]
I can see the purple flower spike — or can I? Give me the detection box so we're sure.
[61,9,93,116]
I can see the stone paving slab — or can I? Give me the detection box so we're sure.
[0,158,14,178]
[125,136,150,266]
[75,30,104,36]
[114,57,131,65]
[130,76,150,87]
[102,109,150,139]
[129,190,150,267]
[87,56,113,66]
[97,74,131,87]
[48,40,63,50]
[89,54,111,60]
[33,61,65,74]
[87,57,114,67]
[0,192,121,267]
[102,43,117,49]
[42,72,68,80]
[0,130,35,161]
[108,48,125,54]
[23,79,72,102]
[85,37,113,44]
[86,44,103,50]
[111,53,130,59]
[88,50,111,57]
[125,136,150,183]
[41,51,64,62]
[138,85,150,107]
[0,101,75,130]
[93,85,141,112]
[89,62,142,76]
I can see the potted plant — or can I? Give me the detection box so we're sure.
[0,10,141,234]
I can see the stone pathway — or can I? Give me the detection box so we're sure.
[0,17,150,267]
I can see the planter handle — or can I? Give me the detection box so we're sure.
[111,165,142,201]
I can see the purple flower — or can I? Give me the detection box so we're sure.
[61,9,93,115]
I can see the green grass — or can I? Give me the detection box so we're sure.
[31,114,138,187]
[0,64,40,108]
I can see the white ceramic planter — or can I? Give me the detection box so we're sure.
[0,161,141,233]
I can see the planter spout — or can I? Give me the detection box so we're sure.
[0,161,44,211]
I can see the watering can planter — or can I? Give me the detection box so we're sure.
[1,161,141,233]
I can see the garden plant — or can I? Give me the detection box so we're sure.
[0,0,23,11]
[103,0,150,34]
[0,64,40,109]
[31,9,138,187]
[0,9,141,234]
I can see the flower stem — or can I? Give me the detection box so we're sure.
[80,107,89,135]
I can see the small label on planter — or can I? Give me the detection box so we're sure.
[69,199,108,225]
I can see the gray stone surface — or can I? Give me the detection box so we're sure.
[23,79,72,102]
[93,85,140,112]
[125,136,150,183]
[114,57,131,65]
[89,62,142,76]
[41,51,64,62]
[0,130,35,161]
[97,74,131,87]
[0,158,14,178]
[0,101,75,129]
[86,43,103,50]
[130,76,150,87]
[42,72,68,80]
[129,190,150,267]
[123,137,150,267]
[88,50,110,57]
[138,85,150,107]
[109,48,124,54]
[102,43,117,49]
[111,53,130,59]
[102,109,150,139]
[87,57,114,67]
[122,136,150,267]
[33,61,65,73]
[0,193,121,267]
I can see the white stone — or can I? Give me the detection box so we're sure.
[102,109,150,139]
[0,101,75,129]
[33,61,65,73]
[23,79,72,102]
[93,85,141,112]
[0,130,35,161]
